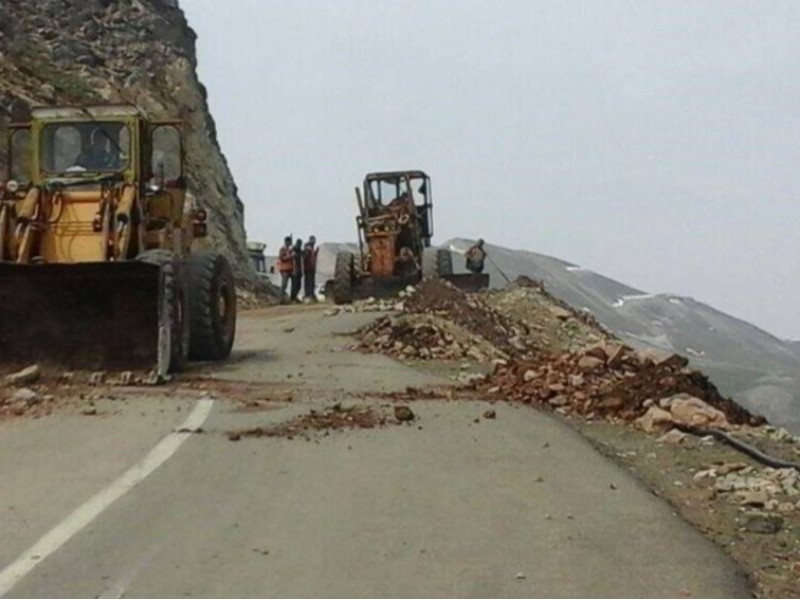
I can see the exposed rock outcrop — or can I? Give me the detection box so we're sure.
[0,0,253,277]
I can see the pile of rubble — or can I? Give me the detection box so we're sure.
[1,365,54,418]
[403,279,533,356]
[226,402,414,441]
[353,276,765,430]
[477,341,764,427]
[357,279,540,360]
[693,462,800,523]
[236,286,278,310]
[358,314,506,362]
[483,277,607,353]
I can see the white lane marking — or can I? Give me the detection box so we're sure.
[0,399,215,598]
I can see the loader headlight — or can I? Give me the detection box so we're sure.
[5,180,19,194]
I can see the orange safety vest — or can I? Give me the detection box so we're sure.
[277,246,294,274]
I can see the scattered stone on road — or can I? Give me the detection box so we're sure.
[394,405,415,422]
[744,512,784,534]
[6,364,41,386]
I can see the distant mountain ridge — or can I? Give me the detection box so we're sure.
[311,239,800,434]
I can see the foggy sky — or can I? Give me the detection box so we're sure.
[181,0,800,339]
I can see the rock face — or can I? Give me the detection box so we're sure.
[0,0,253,278]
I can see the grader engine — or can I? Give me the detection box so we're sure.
[0,105,237,376]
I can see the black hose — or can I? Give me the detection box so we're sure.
[676,424,800,472]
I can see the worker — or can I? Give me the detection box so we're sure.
[290,238,304,303]
[465,238,487,274]
[76,128,118,170]
[303,235,319,302]
[277,236,294,303]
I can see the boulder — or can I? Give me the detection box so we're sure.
[635,406,674,433]
[6,364,41,385]
[604,343,627,367]
[744,512,783,534]
[394,405,415,422]
[635,349,688,370]
[11,387,39,405]
[583,345,607,361]
[657,428,688,444]
[578,356,605,372]
[735,490,769,507]
[549,306,572,321]
[666,394,729,430]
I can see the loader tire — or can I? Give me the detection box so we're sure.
[332,251,355,305]
[422,247,453,279]
[186,251,237,361]
[136,250,189,373]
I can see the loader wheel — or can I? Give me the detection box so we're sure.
[332,251,355,305]
[186,251,237,361]
[422,247,453,279]
[136,250,189,374]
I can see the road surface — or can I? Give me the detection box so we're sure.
[0,305,749,598]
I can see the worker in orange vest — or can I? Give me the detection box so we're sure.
[277,235,294,303]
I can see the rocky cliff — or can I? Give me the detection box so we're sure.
[0,0,253,276]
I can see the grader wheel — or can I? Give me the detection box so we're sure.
[332,251,355,305]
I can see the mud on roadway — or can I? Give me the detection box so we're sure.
[0,293,788,598]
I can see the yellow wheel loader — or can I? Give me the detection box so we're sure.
[0,105,237,377]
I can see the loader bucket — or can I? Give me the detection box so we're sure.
[0,262,162,372]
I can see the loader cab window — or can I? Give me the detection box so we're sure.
[40,122,130,174]
[150,125,182,184]
[9,128,32,184]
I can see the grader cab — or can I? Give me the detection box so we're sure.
[0,105,236,376]
[331,170,488,304]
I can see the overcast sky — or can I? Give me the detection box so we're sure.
[181,0,800,339]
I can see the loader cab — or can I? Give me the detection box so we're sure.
[30,106,140,185]
[0,104,199,267]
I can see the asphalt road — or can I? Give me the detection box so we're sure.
[0,305,749,598]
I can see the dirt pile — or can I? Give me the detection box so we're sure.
[483,277,607,353]
[0,386,57,419]
[694,462,800,512]
[403,279,530,355]
[478,342,764,427]
[358,313,506,362]
[358,279,550,361]
[227,403,394,441]
[356,276,765,429]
